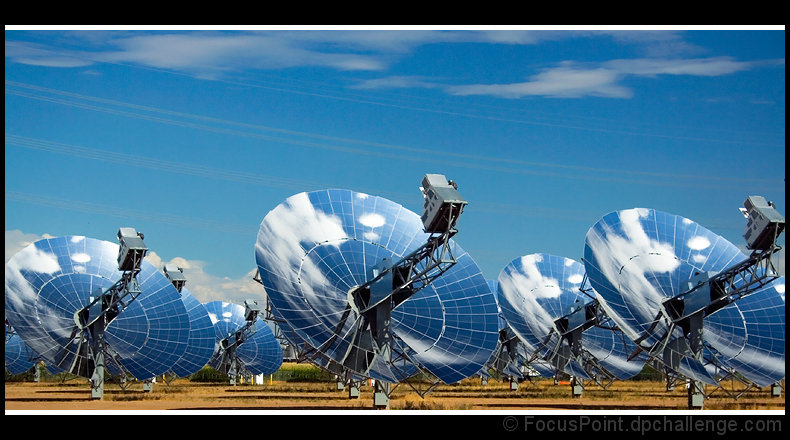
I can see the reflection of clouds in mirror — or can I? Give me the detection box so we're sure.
[9,244,62,274]
[567,273,584,284]
[203,300,283,376]
[518,254,562,299]
[587,209,680,329]
[5,242,62,317]
[71,252,91,263]
[499,255,574,350]
[498,252,645,380]
[5,235,191,380]
[359,212,386,228]
[5,230,266,303]
[255,189,499,384]
[397,332,455,363]
[586,208,786,387]
[257,191,348,308]
[498,265,556,341]
[256,191,386,362]
[687,235,711,250]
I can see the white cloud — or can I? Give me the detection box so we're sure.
[101,32,391,75]
[6,30,772,101]
[604,56,752,76]
[446,56,758,100]
[5,32,390,76]
[5,230,55,262]
[144,250,264,304]
[4,29,699,79]
[448,67,631,99]
[4,41,94,67]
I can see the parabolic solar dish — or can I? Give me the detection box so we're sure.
[204,301,283,375]
[5,235,190,380]
[169,287,215,377]
[254,189,499,384]
[498,253,644,381]
[583,208,785,387]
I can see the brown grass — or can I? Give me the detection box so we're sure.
[5,376,784,412]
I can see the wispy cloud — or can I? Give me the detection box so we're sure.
[448,66,632,99]
[5,29,558,76]
[100,32,389,74]
[144,251,263,304]
[4,41,93,67]
[5,31,391,76]
[5,30,778,100]
[604,56,753,76]
[4,29,688,76]
[447,57,760,99]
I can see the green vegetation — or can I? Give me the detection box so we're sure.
[631,363,665,381]
[5,363,83,383]
[271,363,335,382]
[183,363,335,383]
[5,368,36,382]
[188,366,230,383]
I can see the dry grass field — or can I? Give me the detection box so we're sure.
[5,371,785,412]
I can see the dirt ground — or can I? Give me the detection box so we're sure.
[5,376,785,412]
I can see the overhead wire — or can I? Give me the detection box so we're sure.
[5,81,783,190]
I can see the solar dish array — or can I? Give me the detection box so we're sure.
[254,189,500,384]
[5,185,784,398]
[4,235,282,382]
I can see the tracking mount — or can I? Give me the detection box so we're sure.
[325,174,468,408]
[57,228,148,399]
[636,196,784,409]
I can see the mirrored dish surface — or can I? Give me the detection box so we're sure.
[204,301,283,375]
[170,288,216,377]
[267,299,380,381]
[254,189,499,384]
[5,327,63,376]
[497,253,644,380]
[5,331,33,375]
[5,235,190,380]
[583,208,785,386]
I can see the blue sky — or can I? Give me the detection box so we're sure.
[5,26,785,304]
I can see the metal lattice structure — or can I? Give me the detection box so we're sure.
[5,231,190,398]
[254,175,500,408]
[583,200,785,408]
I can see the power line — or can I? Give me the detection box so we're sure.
[5,191,254,236]
[6,80,783,188]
